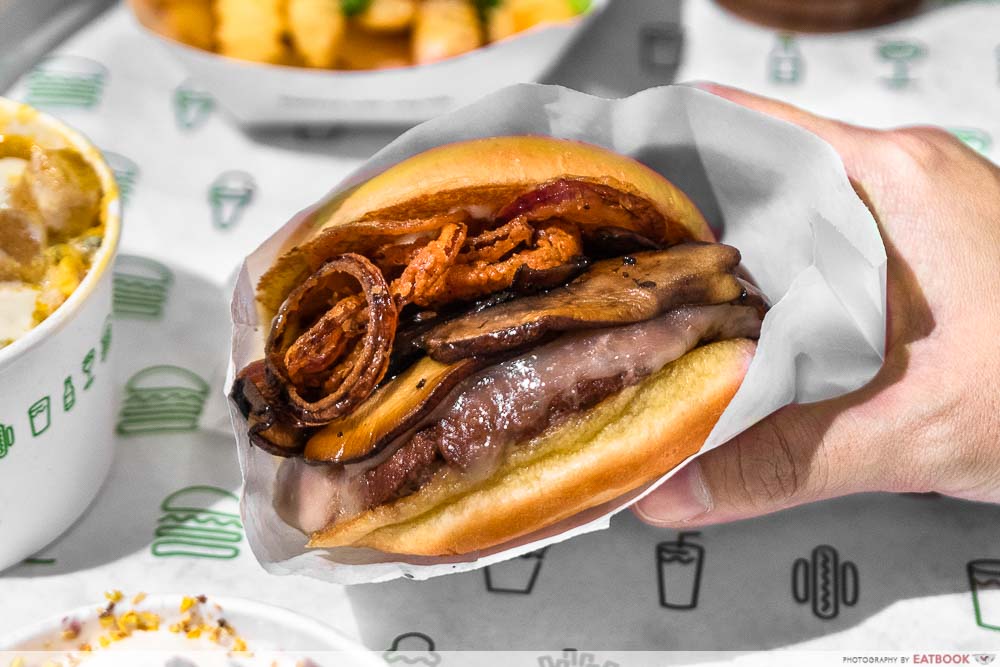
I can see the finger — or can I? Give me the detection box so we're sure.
[686,82,874,178]
[632,397,911,527]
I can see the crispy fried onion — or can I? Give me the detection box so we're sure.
[265,254,397,425]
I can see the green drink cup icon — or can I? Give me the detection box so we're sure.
[113,255,174,319]
[969,560,1000,631]
[23,55,108,110]
[28,397,51,437]
[152,486,243,559]
[117,365,209,436]
[209,171,256,230]
[174,79,215,131]
[878,39,926,88]
[484,548,549,594]
[657,532,704,609]
[0,423,14,459]
[769,33,804,84]
[102,151,139,207]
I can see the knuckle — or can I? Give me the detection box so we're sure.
[885,126,959,171]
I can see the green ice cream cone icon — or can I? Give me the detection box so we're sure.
[152,485,243,559]
[0,423,14,459]
[174,79,215,131]
[769,33,803,84]
[209,171,256,230]
[950,128,992,155]
[22,55,108,110]
[117,365,209,436]
[102,151,139,207]
[28,397,51,437]
[113,255,174,319]
[878,39,926,89]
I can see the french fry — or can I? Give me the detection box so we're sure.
[487,0,577,42]
[215,0,288,64]
[130,0,215,50]
[412,0,482,65]
[356,0,417,32]
[338,25,412,69]
[288,0,345,68]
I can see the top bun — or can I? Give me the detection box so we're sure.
[257,136,712,314]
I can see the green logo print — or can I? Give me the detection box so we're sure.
[28,397,51,437]
[117,365,210,436]
[209,171,256,230]
[82,349,96,389]
[0,423,14,459]
[63,376,76,412]
[152,486,243,559]
[878,39,926,89]
[113,255,174,320]
[101,317,112,361]
[969,560,1000,631]
[23,55,108,110]
[950,128,992,155]
[174,79,215,131]
[102,151,139,207]
[769,33,804,84]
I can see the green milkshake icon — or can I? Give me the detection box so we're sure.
[768,33,804,84]
[174,79,215,131]
[102,151,139,207]
[23,55,108,110]
[0,423,14,459]
[117,365,209,436]
[950,128,992,156]
[152,486,243,559]
[28,397,51,437]
[878,39,926,89]
[209,171,256,230]
[113,255,174,320]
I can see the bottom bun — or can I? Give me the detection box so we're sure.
[308,338,757,556]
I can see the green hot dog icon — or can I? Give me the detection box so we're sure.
[0,423,13,459]
[152,485,243,559]
[792,545,859,620]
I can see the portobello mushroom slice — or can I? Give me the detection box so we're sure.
[422,242,746,363]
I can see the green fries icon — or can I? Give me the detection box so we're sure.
[209,171,256,230]
[152,486,243,559]
[28,397,51,437]
[113,255,174,320]
[23,55,108,110]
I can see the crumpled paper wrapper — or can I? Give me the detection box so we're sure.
[227,83,887,584]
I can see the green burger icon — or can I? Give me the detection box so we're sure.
[208,171,256,230]
[113,255,174,320]
[23,55,108,110]
[152,485,243,559]
[117,365,209,436]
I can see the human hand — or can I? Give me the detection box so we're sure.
[634,83,1000,528]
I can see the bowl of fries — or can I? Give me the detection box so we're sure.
[129,0,604,126]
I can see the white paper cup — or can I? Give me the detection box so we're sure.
[0,98,122,572]
[128,1,607,127]
[0,594,381,666]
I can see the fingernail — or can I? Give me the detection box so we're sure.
[634,460,713,526]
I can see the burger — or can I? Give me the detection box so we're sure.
[230,136,766,557]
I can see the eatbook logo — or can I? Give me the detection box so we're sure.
[117,365,209,436]
[113,255,174,320]
[21,55,108,110]
[152,486,242,559]
[792,545,859,620]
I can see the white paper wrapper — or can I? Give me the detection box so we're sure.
[227,83,887,584]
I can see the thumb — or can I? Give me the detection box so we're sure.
[632,398,912,527]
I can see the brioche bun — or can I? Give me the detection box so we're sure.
[309,338,755,555]
[257,136,713,314]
